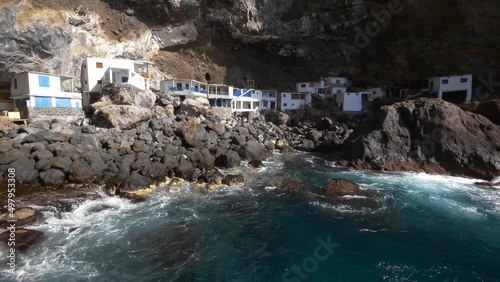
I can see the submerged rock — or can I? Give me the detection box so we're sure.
[222,174,245,186]
[0,207,41,228]
[0,228,44,252]
[324,178,364,197]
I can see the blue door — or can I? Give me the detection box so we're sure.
[121,77,129,83]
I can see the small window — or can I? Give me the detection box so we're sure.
[13,78,17,89]
[96,62,103,68]
[442,79,449,84]
[460,78,468,83]
[122,77,129,83]
[283,103,287,107]
[85,80,88,85]
[283,94,287,98]
[38,75,50,87]
[301,84,306,88]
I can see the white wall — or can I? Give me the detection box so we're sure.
[365,87,387,100]
[296,82,317,93]
[343,93,363,112]
[280,92,311,110]
[83,58,144,93]
[319,77,349,88]
[11,72,30,97]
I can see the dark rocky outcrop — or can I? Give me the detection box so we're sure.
[338,99,500,180]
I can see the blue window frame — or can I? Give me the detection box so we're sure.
[55,98,71,108]
[121,77,129,83]
[460,78,468,83]
[39,75,50,87]
[75,102,80,108]
[13,78,17,89]
[34,96,52,107]
[442,79,449,85]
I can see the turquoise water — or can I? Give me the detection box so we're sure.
[1,153,500,282]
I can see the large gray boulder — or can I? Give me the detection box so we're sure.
[179,97,210,116]
[338,98,500,180]
[99,83,157,109]
[91,105,153,130]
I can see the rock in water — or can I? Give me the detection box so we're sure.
[338,98,500,180]
[324,178,363,197]
[0,228,44,252]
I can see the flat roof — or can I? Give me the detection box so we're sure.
[164,78,207,84]
[15,71,74,79]
[86,57,154,65]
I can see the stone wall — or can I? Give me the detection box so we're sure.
[27,107,84,123]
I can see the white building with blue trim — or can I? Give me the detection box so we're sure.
[82,57,153,106]
[10,71,82,112]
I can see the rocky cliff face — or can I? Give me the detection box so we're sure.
[338,99,500,180]
[1,0,500,90]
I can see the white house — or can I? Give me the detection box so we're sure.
[231,88,260,112]
[10,72,82,111]
[81,57,153,106]
[317,76,349,100]
[336,92,367,112]
[423,74,472,103]
[279,92,311,111]
[253,90,278,110]
[160,79,208,100]
[365,87,388,101]
[296,82,318,94]
[208,84,234,107]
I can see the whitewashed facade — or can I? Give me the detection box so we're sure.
[296,82,317,94]
[317,76,349,100]
[336,92,365,112]
[365,87,388,101]
[81,57,153,106]
[231,89,259,112]
[279,92,311,110]
[10,72,82,109]
[160,79,208,99]
[253,90,278,110]
[423,74,472,103]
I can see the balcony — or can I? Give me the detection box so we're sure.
[169,87,208,94]
[208,90,229,95]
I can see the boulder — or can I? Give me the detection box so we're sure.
[175,158,196,181]
[0,228,44,252]
[248,160,264,168]
[232,135,246,146]
[473,99,500,125]
[39,169,66,185]
[10,157,38,183]
[222,174,245,186]
[339,99,500,180]
[315,117,333,131]
[0,138,13,154]
[324,178,363,197]
[0,207,40,228]
[177,120,207,148]
[306,130,322,142]
[91,105,153,130]
[179,97,210,116]
[237,140,270,161]
[215,151,241,168]
[100,83,156,109]
[68,159,97,183]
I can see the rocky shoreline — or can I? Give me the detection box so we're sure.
[0,84,356,201]
[1,87,499,201]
